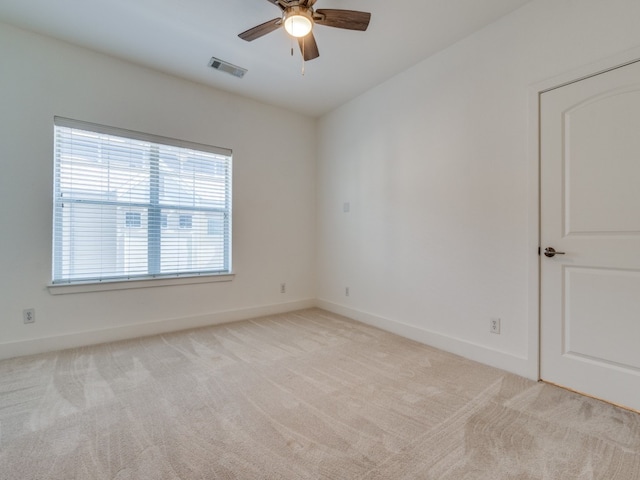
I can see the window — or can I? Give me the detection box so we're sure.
[52,117,232,284]
[125,212,142,228]
[179,214,192,229]
[207,214,226,236]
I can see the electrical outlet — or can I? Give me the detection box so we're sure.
[343,202,350,213]
[490,318,501,334]
[280,283,286,294]
[345,287,350,297]
[23,308,36,324]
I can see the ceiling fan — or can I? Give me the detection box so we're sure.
[238,0,371,61]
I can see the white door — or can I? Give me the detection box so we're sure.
[540,60,640,412]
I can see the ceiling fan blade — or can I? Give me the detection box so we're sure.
[238,18,282,41]
[298,32,320,61]
[314,9,371,31]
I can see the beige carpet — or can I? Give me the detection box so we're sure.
[1,309,639,479]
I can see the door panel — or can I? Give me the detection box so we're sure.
[540,61,640,411]
[565,88,640,235]
[565,266,640,370]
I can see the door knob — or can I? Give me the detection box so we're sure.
[544,247,566,258]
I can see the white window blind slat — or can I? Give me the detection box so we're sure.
[52,117,232,284]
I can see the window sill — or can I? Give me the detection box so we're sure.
[48,273,235,295]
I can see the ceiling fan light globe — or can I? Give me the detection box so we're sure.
[283,13,313,38]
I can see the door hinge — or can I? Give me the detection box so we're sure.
[538,246,541,256]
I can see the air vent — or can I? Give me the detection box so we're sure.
[208,57,247,78]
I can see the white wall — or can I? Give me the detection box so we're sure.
[0,23,317,359]
[316,0,640,378]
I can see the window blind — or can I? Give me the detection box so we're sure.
[52,117,232,284]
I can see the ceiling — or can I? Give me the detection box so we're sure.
[0,0,532,117]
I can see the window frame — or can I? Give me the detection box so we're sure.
[50,117,233,293]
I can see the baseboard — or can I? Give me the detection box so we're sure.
[0,298,316,361]
[316,299,535,380]
[1,298,536,380]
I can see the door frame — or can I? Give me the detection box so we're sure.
[527,47,640,381]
